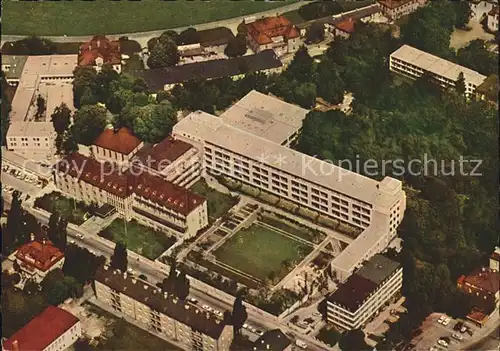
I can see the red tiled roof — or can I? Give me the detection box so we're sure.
[467,308,488,324]
[135,136,194,172]
[459,268,500,294]
[489,6,499,16]
[78,35,121,66]
[247,16,300,45]
[15,240,64,272]
[93,127,142,155]
[378,0,415,9]
[335,18,356,33]
[3,306,79,351]
[54,153,205,216]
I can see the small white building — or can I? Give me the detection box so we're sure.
[487,6,499,31]
[377,0,419,20]
[469,0,498,22]
[2,306,81,351]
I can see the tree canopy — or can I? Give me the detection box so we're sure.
[51,103,72,135]
[110,241,128,272]
[71,105,108,145]
[147,31,179,69]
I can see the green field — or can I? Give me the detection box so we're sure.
[34,192,93,225]
[214,224,312,281]
[3,0,296,36]
[190,179,238,221]
[98,219,176,260]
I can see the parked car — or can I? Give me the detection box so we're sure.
[189,297,198,304]
[442,317,451,326]
[452,333,463,341]
[243,323,249,329]
[295,339,308,349]
[313,311,322,317]
[437,339,448,347]
[256,330,264,336]
[438,315,446,324]
[76,233,84,239]
[202,305,212,312]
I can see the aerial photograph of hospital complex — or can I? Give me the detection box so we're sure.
[1,0,498,350]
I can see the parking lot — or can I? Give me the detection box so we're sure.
[412,313,475,351]
[2,163,45,191]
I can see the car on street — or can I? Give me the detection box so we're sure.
[202,305,212,312]
[189,297,198,304]
[256,330,264,336]
[295,339,308,349]
[127,268,135,274]
[438,315,446,324]
[437,339,448,347]
[451,333,463,341]
[69,239,75,244]
[313,311,322,317]
[442,317,451,326]
[213,309,223,317]
[76,234,84,239]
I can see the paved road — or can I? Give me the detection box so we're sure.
[466,326,499,351]
[1,1,305,49]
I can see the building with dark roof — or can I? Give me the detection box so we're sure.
[94,265,233,350]
[142,49,282,91]
[457,268,499,313]
[252,329,292,351]
[134,136,202,187]
[91,127,144,168]
[475,74,499,104]
[78,35,122,73]
[244,15,302,56]
[2,306,81,351]
[54,152,208,238]
[197,27,236,52]
[327,254,402,330]
[14,238,65,283]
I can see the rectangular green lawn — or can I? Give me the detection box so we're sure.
[190,179,238,220]
[98,219,176,260]
[34,192,92,225]
[214,224,311,281]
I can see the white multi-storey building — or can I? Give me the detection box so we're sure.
[172,93,406,282]
[2,306,81,351]
[377,0,419,20]
[95,266,233,351]
[327,254,402,330]
[390,45,487,97]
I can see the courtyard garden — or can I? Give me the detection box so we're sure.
[98,219,176,260]
[214,224,312,282]
[3,0,294,36]
[34,192,94,225]
[190,179,238,221]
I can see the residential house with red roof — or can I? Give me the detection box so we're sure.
[377,0,419,20]
[2,306,81,351]
[78,35,122,73]
[333,18,357,39]
[13,238,65,284]
[244,15,302,56]
[91,127,144,168]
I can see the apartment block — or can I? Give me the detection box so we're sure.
[2,306,81,351]
[134,136,202,188]
[172,94,406,282]
[95,266,233,351]
[390,45,487,97]
[54,153,208,239]
[327,254,402,330]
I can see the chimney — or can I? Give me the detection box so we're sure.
[12,340,20,351]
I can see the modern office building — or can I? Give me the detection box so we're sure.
[95,266,233,351]
[13,238,65,284]
[172,93,406,282]
[2,306,81,351]
[326,254,402,330]
[54,152,208,238]
[389,45,487,97]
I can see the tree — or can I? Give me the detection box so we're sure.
[71,105,107,145]
[175,271,190,300]
[294,82,317,108]
[224,34,247,58]
[24,279,40,295]
[61,131,79,155]
[305,22,325,44]
[63,245,106,283]
[110,241,128,272]
[338,329,369,351]
[1,73,12,146]
[147,34,179,68]
[51,103,72,135]
[129,101,178,143]
[41,269,83,305]
[47,211,60,246]
[456,39,498,76]
[231,294,248,337]
[35,94,46,119]
[285,46,314,83]
[455,72,466,96]
[7,190,25,245]
[73,66,98,109]
[57,217,68,251]
[453,0,471,29]
[315,60,345,104]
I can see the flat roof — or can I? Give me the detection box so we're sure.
[2,55,28,79]
[390,45,486,86]
[9,87,35,122]
[7,121,55,137]
[355,254,400,285]
[45,82,75,117]
[327,274,378,312]
[220,90,309,144]
[22,55,78,77]
[2,147,53,179]
[173,111,402,207]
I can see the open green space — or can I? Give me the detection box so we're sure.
[98,219,176,260]
[3,0,295,36]
[34,192,93,225]
[190,179,238,220]
[259,213,326,243]
[214,224,312,281]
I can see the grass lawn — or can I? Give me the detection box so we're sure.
[214,224,312,281]
[190,179,238,220]
[259,214,325,242]
[3,0,296,36]
[98,219,176,260]
[34,192,93,225]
